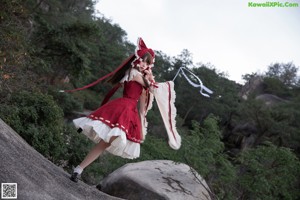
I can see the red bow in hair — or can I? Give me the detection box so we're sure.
[132,37,155,67]
[136,37,155,61]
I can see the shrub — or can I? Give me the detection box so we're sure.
[237,142,300,199]
[0,90,66,164]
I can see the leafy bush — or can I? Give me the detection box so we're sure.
[0,90,66,164]
[48,87,83,115]
[263,77,293,98]
[181,115,237,199]
[237,142,300,200]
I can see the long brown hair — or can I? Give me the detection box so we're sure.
[107,55,135,85]
[107,52,153,85]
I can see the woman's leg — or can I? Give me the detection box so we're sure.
[70,136,117,182]
[79,136,117,169]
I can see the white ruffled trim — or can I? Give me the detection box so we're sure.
[130,37,142,68]
[120,68,142,83]
[73,117,140,159]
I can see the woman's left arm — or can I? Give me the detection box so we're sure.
[131,70,157,92]
[143,69,157,93]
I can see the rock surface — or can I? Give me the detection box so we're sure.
[0,118,123,200]
[239,76,264,100]
[99,160,212,200]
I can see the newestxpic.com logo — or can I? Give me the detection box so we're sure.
[248,1,299,7]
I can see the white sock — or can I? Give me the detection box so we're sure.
[74,165,83,175]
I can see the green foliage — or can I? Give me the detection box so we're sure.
[237,142,300,200]
[0,91,66,164]
[48,87,83,115]
[30,18,99,80]
[183,115,237,199]
[263,77,293,98]
[229,97,300,154]
[157,50,240,128]
[81,90,103,110]
[171,63,240,127]
[265,62,299,86]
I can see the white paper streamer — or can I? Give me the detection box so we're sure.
[173,67,213,97]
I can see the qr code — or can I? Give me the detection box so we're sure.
[1,183,17,199]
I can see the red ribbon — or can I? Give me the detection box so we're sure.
[62,54,135,93]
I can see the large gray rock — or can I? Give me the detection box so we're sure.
[99,160,212,200]
[0,118,123,200]
[239,76,264,100]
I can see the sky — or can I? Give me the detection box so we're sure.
[95,0,300,83]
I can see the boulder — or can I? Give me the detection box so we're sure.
[239,76,264,100]
[99,160,212,200]
[0,118,123,200]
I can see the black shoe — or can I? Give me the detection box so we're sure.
[70,172,79,183]
[77,128,83,133]
[96,184,102,191]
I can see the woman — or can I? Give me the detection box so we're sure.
[70,38,157,182]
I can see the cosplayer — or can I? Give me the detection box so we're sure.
[66,38,181,182]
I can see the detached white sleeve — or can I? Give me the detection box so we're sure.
[153,81,181,150]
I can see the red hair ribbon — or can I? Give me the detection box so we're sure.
[60,54,135,93]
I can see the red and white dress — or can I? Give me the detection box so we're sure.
[73,69,145,159]
[73,69,182,159]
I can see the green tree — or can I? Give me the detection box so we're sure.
[227,97,300,154]
[237,142,300,200]
[30,18,99,83]
[265,62,299,86]
[262,77,293,98]
[183,115,237,199]
[171,59,239,127]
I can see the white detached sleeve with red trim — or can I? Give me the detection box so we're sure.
[153,81,181,150]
